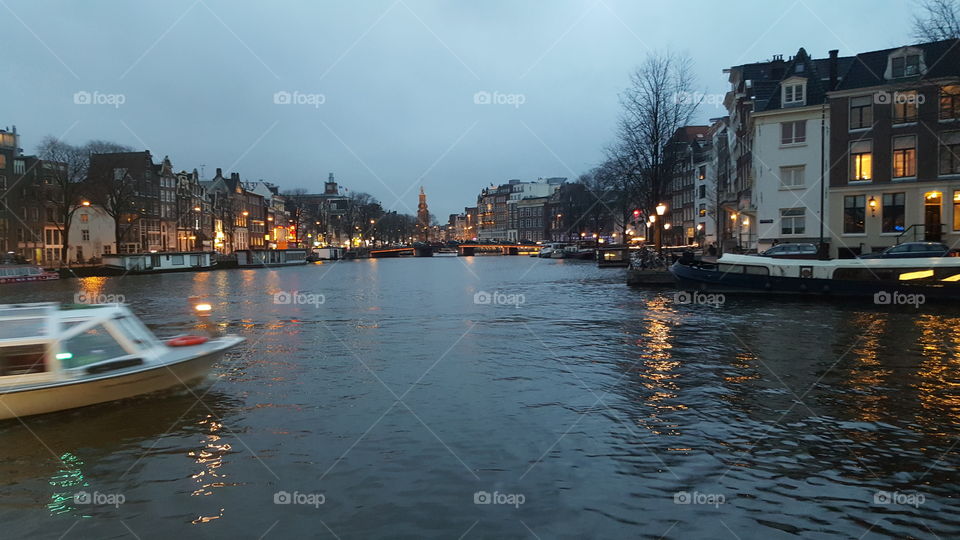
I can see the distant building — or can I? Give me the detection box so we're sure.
[827,38,960,257]
[751,48,851,253]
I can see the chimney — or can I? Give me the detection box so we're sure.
[328,172,334,182]
[216,167,222,178]
[828,49,839,90]
[230,172,240,182]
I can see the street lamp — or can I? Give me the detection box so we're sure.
[655,203,667,252]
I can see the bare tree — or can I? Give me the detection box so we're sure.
[612,51,701,220]
[35,137,133,263]
[35,137,87,263]
[913,0,960,41]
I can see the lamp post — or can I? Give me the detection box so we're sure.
[655,203,667,253]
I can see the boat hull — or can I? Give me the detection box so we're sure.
[0,348,224,420]
[670,261,960,300]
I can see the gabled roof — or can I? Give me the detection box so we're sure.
[835,38,960,91]
[759,48,854,111]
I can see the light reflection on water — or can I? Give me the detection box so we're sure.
[0,258,958,538]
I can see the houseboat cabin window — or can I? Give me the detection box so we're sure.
[882,193,906,233]
[718,264,769,276]
[60,325,129,369]
[171,254,184,265]
[0,345,46,375]
[833,266,954,282]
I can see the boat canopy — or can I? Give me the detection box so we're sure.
[0,303,165,383]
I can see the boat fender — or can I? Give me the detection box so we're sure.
[167,335,209,347]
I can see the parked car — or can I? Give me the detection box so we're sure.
[858,242,951,259]
[758,243,819,259]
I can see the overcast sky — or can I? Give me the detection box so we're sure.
[4,0,917,218]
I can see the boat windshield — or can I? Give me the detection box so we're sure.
[60,324,130,369]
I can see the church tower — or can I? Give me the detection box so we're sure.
[417,187,430,242]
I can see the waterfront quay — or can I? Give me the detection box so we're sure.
[1,256,957,538]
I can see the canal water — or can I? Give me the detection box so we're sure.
[1,257,958,539]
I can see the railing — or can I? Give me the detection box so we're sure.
[895,224,944,244]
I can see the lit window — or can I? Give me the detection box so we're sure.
[79,213,89,223]
[850,96,873,129]
[940,86,960,120]
[892,135,917,178]
[953,190,960,231]
[850,140,873,181]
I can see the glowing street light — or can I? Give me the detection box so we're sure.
[656,203,667,216]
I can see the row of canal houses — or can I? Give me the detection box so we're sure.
[667,37,960,258]
[0,127,354,264]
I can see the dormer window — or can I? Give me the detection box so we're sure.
[892,55,920,78]
[886,47,926,79]
[782,78,806,106]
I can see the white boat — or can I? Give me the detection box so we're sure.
[0,265,60,284]
[538,243,564,258]
[0,303,244,420]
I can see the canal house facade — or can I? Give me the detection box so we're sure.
[827,38,960,257]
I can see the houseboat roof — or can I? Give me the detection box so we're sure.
[719,254,960,269]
